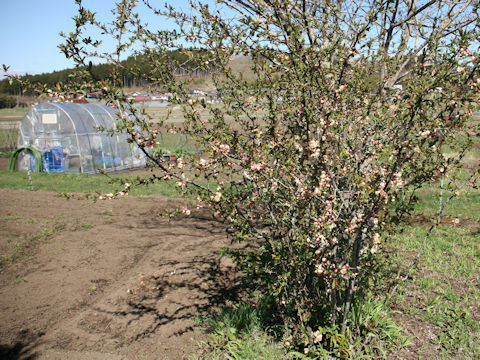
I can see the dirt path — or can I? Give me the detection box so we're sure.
[0,189,240,359]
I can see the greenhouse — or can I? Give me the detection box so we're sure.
[13,102,147,173]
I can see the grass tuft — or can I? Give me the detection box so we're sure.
[192,301,288,360]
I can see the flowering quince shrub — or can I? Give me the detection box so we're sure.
[16,0,480,354]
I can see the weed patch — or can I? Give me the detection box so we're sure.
[0,218,67,269]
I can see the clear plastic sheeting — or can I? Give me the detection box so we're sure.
[16,103,147,173]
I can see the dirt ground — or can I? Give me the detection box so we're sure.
[0,189,241,360]
[0,158,8,170]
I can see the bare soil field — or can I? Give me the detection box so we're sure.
[0,189,240,360]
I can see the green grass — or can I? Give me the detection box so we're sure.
[390,224,480,358]
[0,107,26,126]
[153,132,203,156]
[392,226,480,286]
[413,167,480,220]
[415,186,480,220]
[192,295,411,359]
[0,107,28,119]
[192,302,288,360]
[389,158,480,358]
[0,170,181,197]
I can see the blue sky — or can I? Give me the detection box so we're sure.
[0,0,208,77]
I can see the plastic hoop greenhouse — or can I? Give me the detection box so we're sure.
[15,102,147,173]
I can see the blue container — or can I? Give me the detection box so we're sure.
[114,157,123,166]
[42,146,65,172]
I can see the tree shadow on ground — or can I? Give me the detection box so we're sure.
[0,329,44,360]
[92,208,247,341]
[94,254,245,341]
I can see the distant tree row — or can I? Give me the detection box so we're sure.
[0,50,212,95]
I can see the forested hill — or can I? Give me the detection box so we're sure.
[0,51,211,95]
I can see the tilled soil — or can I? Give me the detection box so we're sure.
[0,189,241,359]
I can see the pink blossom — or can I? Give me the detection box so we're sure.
[145,140,156,148]
[315,264,325,274]
[313,330,323,343]
[219,144,230,153]
[177,158,184,169]
[211,192,222,202]
[250,163,264,171]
